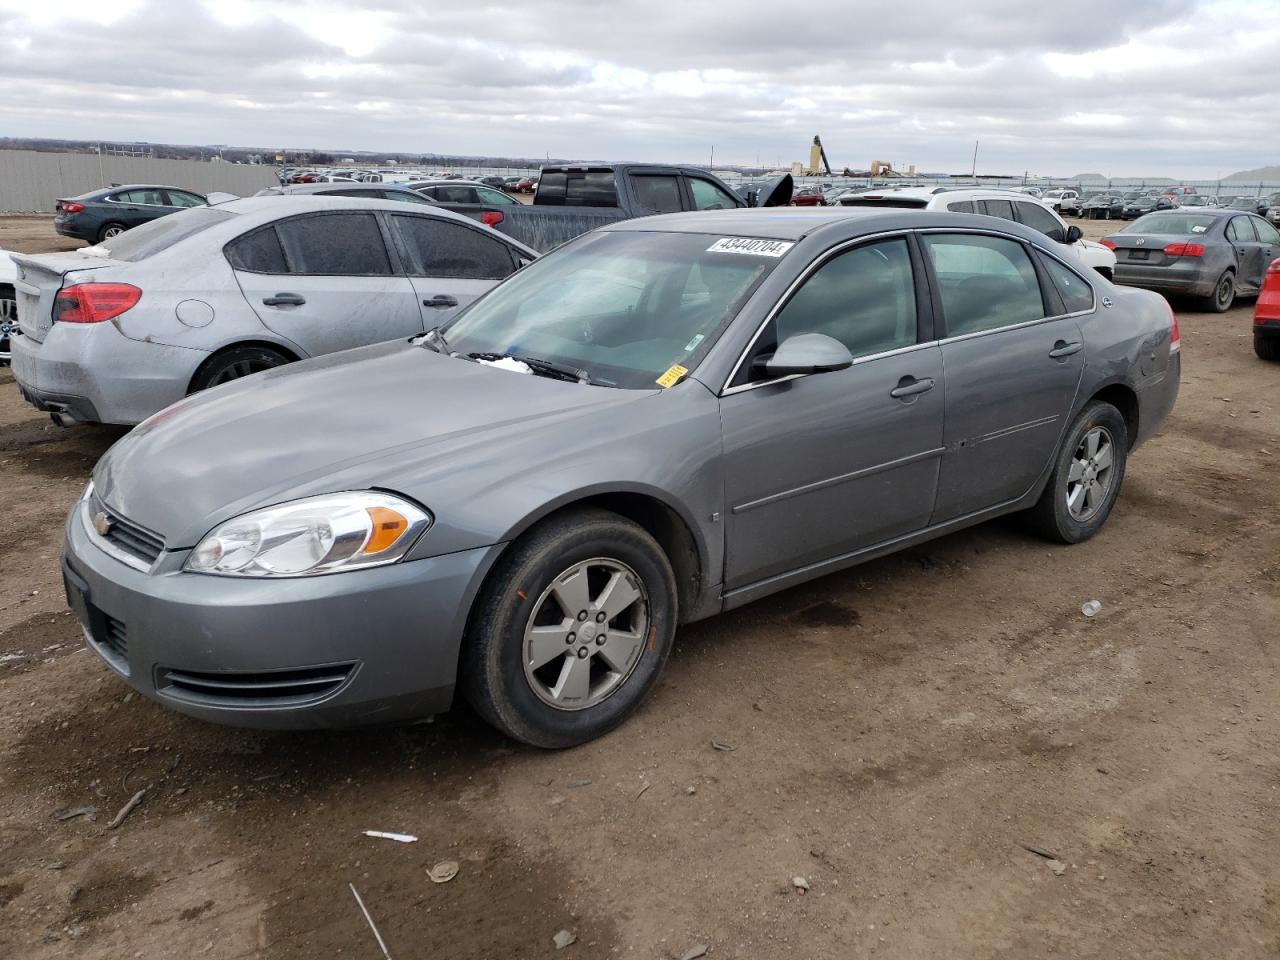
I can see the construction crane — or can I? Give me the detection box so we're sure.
[806,136,832,176]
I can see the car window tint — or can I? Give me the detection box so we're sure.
[380,190,433,204]
[276,213,392,276]
[390,215,515,280]
[536,171,618,207]
[429,185,478,204]
[476,187,517,205]
[1015,201,1065,240]
[1255,218,1280,244]
[1227,217,1258,242]
[922,233,1045,336]
[121,189,166,206]
[979,198,1015,220]
[1041,256,1094,314]
[946,200,975,213]
[771,238,918,361]
[630,175,683,214]
[688,178,738,211]
[165,190,205,208]
[227,227,287,273]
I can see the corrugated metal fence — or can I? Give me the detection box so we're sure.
[0,150,278,213]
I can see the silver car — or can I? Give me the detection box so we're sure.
[9,197,537,425]
[63,209,1180,747]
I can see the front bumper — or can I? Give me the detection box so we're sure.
[1112,262,1216,298]
[9,322,206,425]
[63,499,503,728]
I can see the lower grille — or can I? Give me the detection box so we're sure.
[156,664,356,708]
[101,615,128,661]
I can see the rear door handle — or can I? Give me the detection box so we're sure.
[422,295,458,309]
[1049,339,1083,358]
[262,293,306,307]
[889,375,935,399]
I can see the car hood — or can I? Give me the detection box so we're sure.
[93,341,648,547]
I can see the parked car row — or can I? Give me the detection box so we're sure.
[24,204,1179,747]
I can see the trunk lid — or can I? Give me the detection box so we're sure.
[1106,233,1199,267]
[10,252,118,342]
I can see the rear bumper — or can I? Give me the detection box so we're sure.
[53,217,93,241]
[1134,351,1181,449]
[9,322,207,425]
[1113,263,1215,298]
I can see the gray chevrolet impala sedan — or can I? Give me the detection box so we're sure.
[64,209,1180,747]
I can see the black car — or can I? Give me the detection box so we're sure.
[53,184,207,243]
[1081,194,1124,219]
[1121,195,1174,219]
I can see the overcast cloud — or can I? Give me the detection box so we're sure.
[0,0,1276,177]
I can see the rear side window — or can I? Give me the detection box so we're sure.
[1014,201,1065,241]
[1255,218,1280,244]
[536,170,618,207]
[1227,217,1257,242]
[165,190,206,208]
[390,215,515,280]
[946,200,975,213]
[1041,256,1095,314]
[227,227,287,273]
[770,237,918,361]
[275,213,393,276]
[630,175,683,214]
[923,233,1045,336]
[979,199,1015,221]
[117,188,167,205]
[428,185,479,204]
[96,207,236,262]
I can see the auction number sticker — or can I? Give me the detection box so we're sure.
[707,237,795,257]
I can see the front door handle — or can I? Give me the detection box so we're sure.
[262,293,306,307]
[1049,339,1083,358]
[889,375,935,399]
[422,295,458,309]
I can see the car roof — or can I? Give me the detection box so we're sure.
[271,183,422,195]
[603,207,1057,245]
[87,184,197,194]
[406,179,484,187]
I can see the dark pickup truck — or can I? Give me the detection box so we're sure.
[449,164,792,252]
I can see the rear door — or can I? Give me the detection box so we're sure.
[229,211,423,356]
[386,213,520,325]
[114,189,174,227]
[921,231,1086,522]
[1227,216,1267,291]
[1251,218,1280,286]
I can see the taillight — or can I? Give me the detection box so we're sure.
[1168,302,1180,354]
[59,201,85,214]
[53,283,142,324]
[480,210,504,227]
[1268,258,1280,273]
[1100,239,1116,250]
[1163,242,1204,257]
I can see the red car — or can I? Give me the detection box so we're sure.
[1255,257,1280,361]
[516,177,537,194]
[790,187,827,207]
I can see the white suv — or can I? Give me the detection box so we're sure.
[836,187,1117,278]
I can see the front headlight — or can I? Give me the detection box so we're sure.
[184,492,431,577]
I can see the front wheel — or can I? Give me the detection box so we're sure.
[463,508,677,748]
[1027,401,1129,544]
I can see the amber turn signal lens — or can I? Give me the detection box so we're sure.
[363,506,410,554]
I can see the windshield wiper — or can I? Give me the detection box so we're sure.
[416,326,450,353]
[467,351,601,385]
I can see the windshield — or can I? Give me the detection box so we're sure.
[1122,213,1218,235]
[95,207,236,261]
[440,231,784,389]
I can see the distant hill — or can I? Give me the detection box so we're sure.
[1225,165,1280,181]
[1073,172,1107,180]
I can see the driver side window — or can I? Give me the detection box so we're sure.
[750,238,918,379]
[688,177,738,211]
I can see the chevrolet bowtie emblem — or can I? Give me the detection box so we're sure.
[93,512,113,537]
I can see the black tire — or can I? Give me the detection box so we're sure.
[97,222,126,243]
[462,507,678,748]
[189,345,291,393]
[1256,332,1280,362]
[1204,270,1235,312]
[1027,401,1129,544]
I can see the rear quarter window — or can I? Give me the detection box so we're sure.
[1040,256,1095,314]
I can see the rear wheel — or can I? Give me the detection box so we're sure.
[1028,401,1128,544]
[1256,331,1280,362]
[1204,270,1235,312]
[97,222,126,242]
[189,345,291,393]
[0,284,15,364]
[463,507,677,748]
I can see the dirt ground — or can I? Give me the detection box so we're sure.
[0,213,1276,960]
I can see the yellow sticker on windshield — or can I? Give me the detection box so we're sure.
[656,364,688,388]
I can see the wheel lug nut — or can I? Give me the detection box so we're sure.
[596,636,606,645]
[595,612,606,622]
[566,633,575,644]
[577,611,588,621]
[577,647,589,659]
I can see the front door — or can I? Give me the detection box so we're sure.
[386,213,521,327]
[919,231,1086,522]
[229,211,423,356]
[719,236,944,591]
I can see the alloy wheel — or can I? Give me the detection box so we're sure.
[522,557,650,711]
[209,358,277,385]
[1065,426,1115,522]
[0,293,16,362]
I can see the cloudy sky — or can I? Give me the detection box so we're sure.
[0,0,1276,178]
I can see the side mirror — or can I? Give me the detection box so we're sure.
[1065,225,1083,243]
[754,333,853,379]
